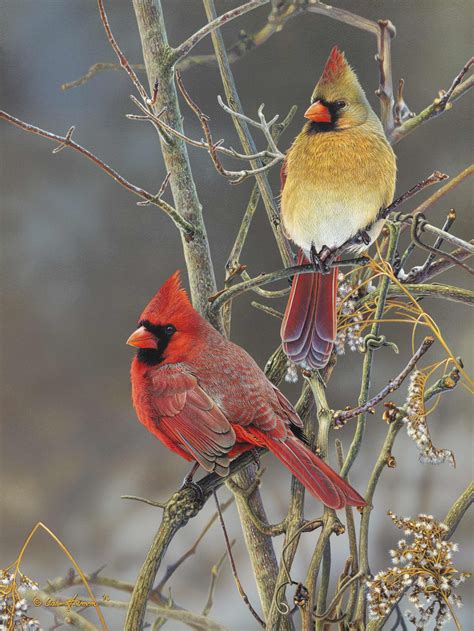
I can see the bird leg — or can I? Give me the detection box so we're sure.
[179,462,204,502]
[310,243,336,274]
[183,461,200,485]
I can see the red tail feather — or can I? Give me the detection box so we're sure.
[265,435,366,509]
[281,250,338,369]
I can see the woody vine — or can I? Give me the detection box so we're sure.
[1,1,473,630]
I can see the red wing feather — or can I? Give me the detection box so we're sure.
[150,368,236,476]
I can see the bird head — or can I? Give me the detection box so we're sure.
[127,271,201,365]
[304,47,371,132]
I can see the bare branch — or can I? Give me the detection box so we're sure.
[391,59,474,143]
[156,497,234,592]
[377,171,449,221]
[444,481,474,539]
[172,0,270,64]
[62,1,305,91]
[208,258,366,316]
[333,337,435,428]
[96,0,149,103]
[213,490,265,627]
[201,544,233,617]
[412,243,473,284]
[0,110,194,237]
[175,72,286,183]
[61,62,145,92]
[97,597,233,631]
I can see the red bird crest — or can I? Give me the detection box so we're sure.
[319,46,349,84]
[139,270,195,328]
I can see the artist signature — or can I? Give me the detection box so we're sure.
[33,593,110,611]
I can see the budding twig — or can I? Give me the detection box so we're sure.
[333,337,435,427]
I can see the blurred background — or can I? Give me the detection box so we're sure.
[1,1,472,629]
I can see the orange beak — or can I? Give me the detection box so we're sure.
[126,326,156,349]
[304,100,332,123]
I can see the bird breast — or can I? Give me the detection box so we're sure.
[281,126,396,254]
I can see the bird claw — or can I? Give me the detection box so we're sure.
[354,230,371,246]
[179,477,204,503]
[310,243,335,274]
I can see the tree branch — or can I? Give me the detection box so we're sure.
[333,336,435,428]
[97,0,149,103]
[391,59,474,144]
[172,0,270,64]
[341,223,401,478]
[0,110,194,237]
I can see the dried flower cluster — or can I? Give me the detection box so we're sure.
[367,512,469,630]
[284,360,299,384]
[335,272,368,355]
[404,371,455,466]
[0,571,40,630]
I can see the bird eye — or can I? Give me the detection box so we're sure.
[164,324,176,336]
[335,100,347,110]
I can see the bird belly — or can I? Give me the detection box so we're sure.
[282,186,384,254]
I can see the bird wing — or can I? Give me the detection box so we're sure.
[150,367,236,476]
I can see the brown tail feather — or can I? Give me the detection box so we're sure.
[281,250,338,369]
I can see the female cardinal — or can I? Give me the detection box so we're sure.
[281,47,397,369]
[127,272,365,509]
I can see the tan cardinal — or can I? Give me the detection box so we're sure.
[280,47,397,369]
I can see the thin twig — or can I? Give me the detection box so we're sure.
[172,0,270,64]
[407,243,473,284]
[202,544,234,616]
[62,1,305,90]
[0,111,194,237]
[333,337,435,427]
[121,495,167,509]
[335,441,359,622]
[341,222,400,479]
[391,59,474,143]
[97,0,149,103]
[376,171,449,221]
[209,258,366,315]
[176,72,284,183]
[203,0,293,266]
[402,209,457,282]
[156,497,233,592]
[213,490,265,627]
[251,302,284,319]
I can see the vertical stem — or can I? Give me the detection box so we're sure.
[266,385,313,630]
[302,374,338,631]
[202,0,293,268]
[132,0,219,324]
[340,223,400,627]
[196,1,288,621]
[341,223,400,478]
[314,541,331,630]
[335,440,359,623]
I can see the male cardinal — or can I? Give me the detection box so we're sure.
[127,272,365,509]
[281,47,397,369]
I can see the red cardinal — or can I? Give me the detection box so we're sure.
[280,47,396,369]
[127,272,365,509]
